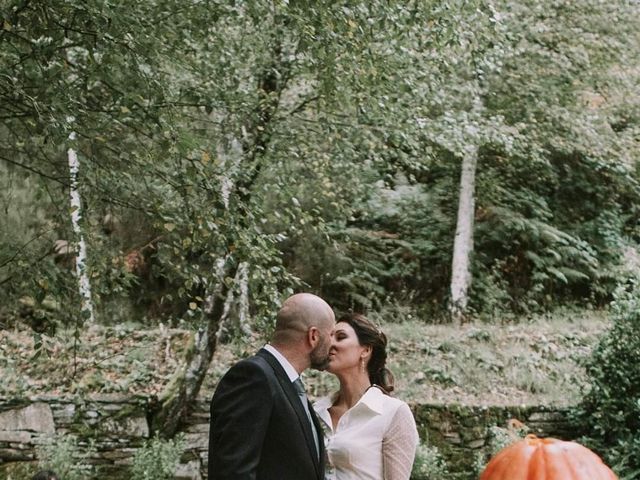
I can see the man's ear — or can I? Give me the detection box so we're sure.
[308,326,319,346]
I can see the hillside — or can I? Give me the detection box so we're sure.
[0,310,608,406]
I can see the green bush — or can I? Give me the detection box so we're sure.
[576,276,640,479]
[0,461,38,480]
[411,442,449,480]
[36,433,96,480]
[472,423,529,477]
[130,434,185,480]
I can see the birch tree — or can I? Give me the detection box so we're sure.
[145,1,404,435]
[67,130,95,323]
[450,144,478,323]
[428,3,511,322]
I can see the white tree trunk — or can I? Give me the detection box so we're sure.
[216,261,252,342]
[68,132,95,323]
[236,261,251,336]
[449,145,478,324]
[216,136,243,209]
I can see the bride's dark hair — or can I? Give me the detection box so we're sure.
[337,313,395,394]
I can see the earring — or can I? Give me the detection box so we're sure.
[360,357,366,374]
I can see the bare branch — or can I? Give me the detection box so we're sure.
[0,155,69,185]
[0,227,54,270]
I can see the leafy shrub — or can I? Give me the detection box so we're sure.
[472,422,530,477]
[130,434,185,480]
[411,442,449,480]
[486,423,529,456]
[575,276,640,478]
[1,461,38,480]
[473,203,601,314]
[36,433,96,480]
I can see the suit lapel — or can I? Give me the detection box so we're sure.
[309,399,326,478]
[257,349,323,478]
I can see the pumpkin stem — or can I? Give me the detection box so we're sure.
[524,434,557,446]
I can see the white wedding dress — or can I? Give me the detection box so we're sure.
[314,387,419,480]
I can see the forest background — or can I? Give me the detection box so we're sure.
[1,0,640,478]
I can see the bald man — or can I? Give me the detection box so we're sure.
[208,293,335,480]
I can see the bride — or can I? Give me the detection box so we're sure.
[314,313,419,480]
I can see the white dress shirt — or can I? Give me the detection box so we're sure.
[314,387,419,480]
[263,344,299,381]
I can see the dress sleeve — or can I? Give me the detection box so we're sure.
[382,403,419,480]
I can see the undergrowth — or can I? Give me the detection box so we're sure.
[0,309,609,406]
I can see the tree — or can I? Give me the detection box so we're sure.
[331,0,640,317]
[450,143,478,323]
[577,277,640,478]
[2,0,640,438]
[2,0,298,434]
[67,132,95,324]
[1,0,442,433]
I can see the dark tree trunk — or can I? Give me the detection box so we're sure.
[150,31,290,437]
[150,263,234,437]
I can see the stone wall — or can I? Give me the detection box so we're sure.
[0,395,576,479]
[414,404,576,479]
[0,395,155,479]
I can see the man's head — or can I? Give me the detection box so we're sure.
[271,293,335,371]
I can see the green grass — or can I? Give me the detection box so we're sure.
[1,309,609,406]
[380,309,608,406]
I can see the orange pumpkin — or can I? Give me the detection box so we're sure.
[480,435,618,480]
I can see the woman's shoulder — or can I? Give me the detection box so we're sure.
[365,389,414,427]
[378,393,418,440]
[359,386,412,417]
[379,391,411,412]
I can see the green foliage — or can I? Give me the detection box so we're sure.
[411,442,449,480]
[130,434,185,480]
[1,0,640,330]
[281,0,640,317]
[318,226,417,311]
[576,277,640,479]
[1,0,327,326]
[0,461,38,480]
[472,423,530,478]
[36,433,96,480]
[0,164,78,327]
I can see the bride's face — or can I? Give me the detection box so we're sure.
[327,322,367,374]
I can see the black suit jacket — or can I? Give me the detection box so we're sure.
[208,348,325,480]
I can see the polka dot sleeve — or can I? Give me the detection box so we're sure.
[382,402,419,480]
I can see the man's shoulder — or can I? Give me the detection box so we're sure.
[212,352,275,401]
[221,349,277,380]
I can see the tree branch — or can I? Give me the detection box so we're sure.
[0,228,54,270]
[285,94,320,117]
[0,155,68,186]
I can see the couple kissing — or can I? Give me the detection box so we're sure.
[208,293,419,480]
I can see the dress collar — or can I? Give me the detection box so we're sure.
[357,386,385,415]
[315,386,385,417]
